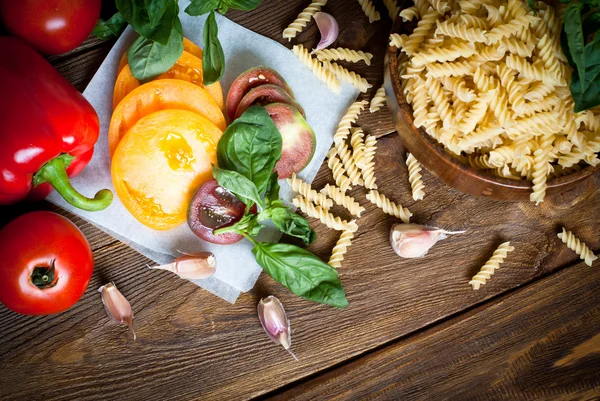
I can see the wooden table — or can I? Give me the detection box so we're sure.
[1,1,600,400]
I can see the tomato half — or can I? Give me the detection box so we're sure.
[0,0,101,55]
[0,211,94,315]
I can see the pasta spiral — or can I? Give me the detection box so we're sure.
[400,9,439,56]
[400,6,420,22]
[335,141,364,186]
[322,60,372,93]
[440,76,475,102]
[497,37,534,58]
[282,0,327,41]
[287,173,333,210]
[314,48,374,66]
[357,0,381,23]
[530,134,553,205]
[369,85,387,113]
[468,242,514,290]
[426,60,476,78]
[361,135,378,190]
[435,19,486,42]
[292,44,340,94]
[366,190,412,223]
[328,229,355,268]
[293,195,358,232]
[412,40,476,67]
[406,153,425,200]
[327,148,352,192]
[426,76,454,129]
[505,54,565,86]
[557,227,598,266]
[350,127,366,169]
[383,0,400,19]
[320,184,366,217]
[428,0,450,14]
[485,14,536,44]
[333,100,368,144]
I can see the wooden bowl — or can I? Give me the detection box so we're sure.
[383,16,599,202]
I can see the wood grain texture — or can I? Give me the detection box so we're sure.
[266,259,600,401]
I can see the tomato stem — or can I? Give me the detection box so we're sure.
[30,260,59,289]
[33,154,113,211]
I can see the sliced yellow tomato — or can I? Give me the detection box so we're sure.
[112,109,223,230]
[108,79,226,156]
[113,64,140,110]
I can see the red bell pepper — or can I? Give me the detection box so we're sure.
[0,37,112,211]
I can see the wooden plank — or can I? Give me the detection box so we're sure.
[1,134,598,400]
[266,259,600,400]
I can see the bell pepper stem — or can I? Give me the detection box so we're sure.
[35,155,113,211]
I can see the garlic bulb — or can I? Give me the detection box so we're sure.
[390,224,465,258]
[257,296,297,361]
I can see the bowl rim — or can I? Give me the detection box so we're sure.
[385,12,600,191]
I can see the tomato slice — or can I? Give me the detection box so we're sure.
[188,179,254,244]
[108,79,226,156]
[112,64,140,110]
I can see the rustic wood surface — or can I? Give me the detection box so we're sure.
[0,1,599,400]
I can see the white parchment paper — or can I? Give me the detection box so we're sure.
[48,3,359,303]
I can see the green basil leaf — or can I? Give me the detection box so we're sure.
[253,242,348,308]
[564,3,586,92]
[218,3,229,13]
[203,11,225,85]
[213,167,264,208]
[127,26,183,81]
[145,0,169,28]
[583,34,600,89]
[93,13,127,39]
[561,28,576,68]
[268,207,316,245]
[571,34,600,112]
[116,0,178,44]
[527,0,536,14]
[185,0,220,16]
[221,0,262,11]
[217,106,283,194]
[264,173,280,205]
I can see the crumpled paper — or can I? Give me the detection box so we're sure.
[48,3,359,303]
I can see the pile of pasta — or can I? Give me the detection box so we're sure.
[390,0,600,204]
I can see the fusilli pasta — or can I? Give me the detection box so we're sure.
[314,48,374,65]
[282,0,327,41]
[322,60,372,93]
[357,0,381,23]
[293,195,358,232]
[327,148,352,192]
[333,100,368,144]
[557,227,598,266]
[406,153,425,200]
[469,242,514,290]
[366,190,412,223]
[320,184,366,217]
[292,44,340,94]
[369,85,387,113]
[287,173,333,209]
[328,229,355,268]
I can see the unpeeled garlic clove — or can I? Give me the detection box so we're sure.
[313,12,339,52]
[149,252,216,280]
[390,223,465,258]
[98,282,136,340]
[257,296,298,361]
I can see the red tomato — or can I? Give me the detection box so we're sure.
[0,0,102,55]
[0,211,94,315]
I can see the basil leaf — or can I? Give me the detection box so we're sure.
[185,0,220,15]
[116,0,178,44]
[218,3,229,13]
[264,173,280,205]
[571,34,600,112]
[221,0,262,11]
[253,242,348,308]
[203,11,225,85]
[217,106,283,194]
[267,207,316,244]
[145,0,169,28]
[213,167,264,208]
[564,3,586,92]
[527,0,536,14]
[93,13,127,39]
[127,25,183,81]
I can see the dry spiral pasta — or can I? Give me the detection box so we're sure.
[333,100,368,144]
[328,229,355,268]
[530,134,554,205]
[357,0,381,23]
[350,127,366,169]
[557,227,598,266]
[293,195,358,232]
[320,184,366,217]
[282,0,327,41]
[366,190,412,223]
[322,61,372,93]
[287,173,333,209]
[468,242,514,290]
[327,148,352,192]
[383,0,400,19]
[435,19,487,42]
[335,141,364,186]
[361,135,378,190]
[314,48,374,66]
[369,85,387,113]
[406,153,425,200]
[292,44,340,94]
[400,6,420,21]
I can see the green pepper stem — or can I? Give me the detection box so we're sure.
[35,155,113,211]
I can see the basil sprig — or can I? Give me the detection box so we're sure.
[213,106,348,308]
[93,12,127,39]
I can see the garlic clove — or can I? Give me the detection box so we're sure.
[390,224,465,258]
[257,296,298,361]
[313,12,339,52]
[98,282,136,340]
[149,252,216,280]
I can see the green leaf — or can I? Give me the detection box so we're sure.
[571,34,600,112]
[213,167,264,208]
[217,3,229,13]
[217,106,283,194]
[267,207,316,244]
[116,0,178,44]
[564,3,586,92]
[253,242,348,308]
[221,0,262,11]
[527,0,537,14]
[145,0,169,28]
[127,25,183,81]
[185,0,220,15]
[203,11,225,85]
[264,173,280,205]
[93,13,127,39]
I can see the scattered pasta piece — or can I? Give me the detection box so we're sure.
[369,85,387,113]
[320,183,366,217]
[328,229,355,268]
[357,0,381,23]
[334,100,368,144]
[335,141,364,186]
[406,153,425,200]
[366,190,412,223]
[293,195,358,232]
[287,173,333,209]
[383,0,400,19]
[469,242,514,290]
[292,44,340,94]
[282,0,328,41]
[327,148,352,192]
[314,47,374,66]
[557,227,598,267]
[322,60,372,93]
[361,135,378,189]
[350,127,366,169]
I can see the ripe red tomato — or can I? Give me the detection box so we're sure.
[0,0,102,55]
[0,211,94,315]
